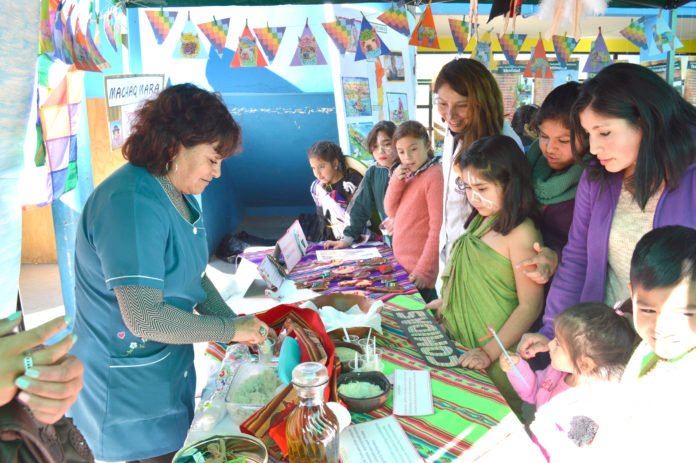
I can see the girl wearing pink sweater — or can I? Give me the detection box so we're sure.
[384,121,443,302]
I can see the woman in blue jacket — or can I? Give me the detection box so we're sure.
[69,84,270,462]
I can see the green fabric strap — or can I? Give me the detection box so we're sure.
[440,215,522,415]
[526,139,585,205]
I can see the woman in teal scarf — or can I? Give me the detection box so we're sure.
[432,135,544,416]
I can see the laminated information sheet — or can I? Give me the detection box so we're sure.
[339,415,422,463]
[393,369,434,416]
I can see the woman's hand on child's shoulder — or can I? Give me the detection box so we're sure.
[499,352,520,372]
[324,240,349,249]
[517,332,551,359]
[515,242,558,285]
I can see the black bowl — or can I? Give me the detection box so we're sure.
[337,371,391,413]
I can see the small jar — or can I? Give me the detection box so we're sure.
[286,362,340,463]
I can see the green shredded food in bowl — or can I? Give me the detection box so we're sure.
[338,381,384,399]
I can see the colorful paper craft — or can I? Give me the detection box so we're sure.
[409,3,439,49]
[620,17,648,50]
[582,28,612,74]
[524,38,553,78]
[172,13,208,60]
[197,17,230,58]
[552,34,579,68]
[472,31,496,70]
[498,33,526,65]
[355,14,391,61]
[377,2,410,37]
[646,15,683,57]
[103,9,118,54]
[448,17,469,54]
[322,18,354,56]
[231,22,267,67]
[343,77,372,117]
[253,25,286,64]
[145,9,178,45]
[290,19,327,66]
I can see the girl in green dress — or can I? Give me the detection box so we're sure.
[429,135,544,416]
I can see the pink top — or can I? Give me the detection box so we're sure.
[384,163,443,288]
[506,358,571,408]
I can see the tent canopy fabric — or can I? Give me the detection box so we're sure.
[114,0,691,10]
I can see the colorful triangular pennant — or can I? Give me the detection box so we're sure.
[620,18,648,50]
[409,3,439,49]
[552,34,579,68]
[498,33,526,65]
[39,0,54,55]
[448,17,469,54]
[646,15,683,57]
[377,2,410,37]
[198,17,230,58]
[231,22,268,67]
[253,25,286,63]
[103,9,118,53]
[583,28,612,74]
[290,20,326,66]
[524,39,553,78]
[172,13,208,60]
[355,14,391,61]
[472,31,496,70]
[145,9,178,45]
[322,18,354,56]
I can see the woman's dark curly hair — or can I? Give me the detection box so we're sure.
[122,83,241,175]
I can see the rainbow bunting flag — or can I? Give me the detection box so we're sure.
[448,17,469,54]
[231,23,267,67]
[552,35,578,68]
[322,18,354,56]
[145,9,178,45]
[290,20,326,66]
[472,31,496,70]
[646,15,682,57]
[497,33,526,65]
[409,3,439,49]
[377,2,410,37]
[51,2,66,61]
[103,9,117,53]
[620,18,648,50]
[197,17,230,58]
[38,67,84,205]
[583,29,612,74]
[84,20,110,71]
[173,14,208,60]
[72,23,100,72]
[524,39,553,78]
[253,25,286,63]
[39,0,54,55]
[355,14,391,61]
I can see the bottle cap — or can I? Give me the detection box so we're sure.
[291,361,329,387]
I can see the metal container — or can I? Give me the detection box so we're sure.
[173,434,268,463]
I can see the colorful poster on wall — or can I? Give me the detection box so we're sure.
[348,122,374,161]
[231,23,268,67]
[197,17,230,58]
[387,92,408,124]
[385,52,405,81]
[291,19,327,66]
[104,74,165,151]
[253,26,286,64]
[355,14,391,61]
[172,14,208,59]
[343,77,372,117]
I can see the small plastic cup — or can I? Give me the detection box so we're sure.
[256,337,276,363]
[362,349,384,373]
[348,357,366,372]
[358,338,376,357]
[342,334,359,345]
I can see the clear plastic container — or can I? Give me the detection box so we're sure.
[225,361,285,425]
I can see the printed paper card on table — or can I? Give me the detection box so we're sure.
[498,33,526,65]
[620,17,648,50]
[197,17,230,58]
[524,38,553,78]
[144,9,178,45]
[583,28,612,74]
[448,17,469,54]
[355,14,391,61]
[552,34,579,68]
[275,220,308,272]
[343,77,372,117]
[253,25,286,64]
[339,416,421,463]
[231,22,268,67]
[645,14,683,59]
[377,2,410,37]
[322,17,355,56]
[409,2,439,49]
[172,13,208,59]
[291,19,327,66]
[393,370,434,416]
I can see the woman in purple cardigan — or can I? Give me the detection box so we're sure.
[518,63,696,358]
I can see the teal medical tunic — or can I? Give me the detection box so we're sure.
[69,164,208,461]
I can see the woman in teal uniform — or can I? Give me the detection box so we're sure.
[69,84,270,463]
